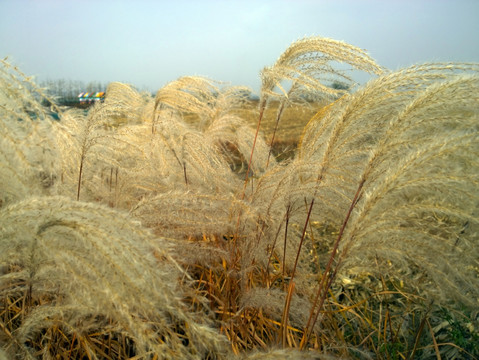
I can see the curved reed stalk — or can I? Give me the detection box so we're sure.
[153,76,219,131]
[297,70,478,345]
[0,196,229,359]
[102,81,154,125]
[335,73,479,305]
[246,36,385,190]
[260,36,385,101]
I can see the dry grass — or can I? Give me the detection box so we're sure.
[1,37,479,359]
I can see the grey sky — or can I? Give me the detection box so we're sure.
[1,0,478,92]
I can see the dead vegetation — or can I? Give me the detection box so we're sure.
[1,37,478,359]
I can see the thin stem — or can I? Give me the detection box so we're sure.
[266,100,286,169]
[240,98,267,200]
[76,154,85,201]
[266,210,288,282]
[234,98,267,243]
[280,281,295,348]
[280,198,315,333]
[290,198,315,281]
[300,178,365,349]
[282,204,291,277]
[408,302,434,360]
[183,162,188,185]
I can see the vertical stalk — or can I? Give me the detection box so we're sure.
[280,281,295,347]
[183,162,188,185]
[299,179,365,349]
[265,209,288,282]
[408,302,434,360]
[240,98,267,200]
[76,154,85,201]
[290,198,315,282]
[280,198,315,331]
[282,204,291,277]
[266,100,286,169]
[234,98,268,250]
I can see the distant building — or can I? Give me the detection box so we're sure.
[78,91,105,103]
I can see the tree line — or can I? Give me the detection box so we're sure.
[40,79,108,106]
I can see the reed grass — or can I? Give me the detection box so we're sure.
[0,196,229,359]
[1,36,478,359]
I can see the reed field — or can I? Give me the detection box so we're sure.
[1,36,478,359]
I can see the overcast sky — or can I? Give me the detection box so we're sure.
[1,0,478,92]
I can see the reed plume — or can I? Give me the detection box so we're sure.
[102,81,154,125]
[334,72,479,306]
[0,59,60,206]
[239,36,386,275]
[153,76,272,175]
[253,63,479,270]
[260,36,385,101]
[0,196,229,359]
[246,65,479,347]
[131,78,271,241]
[247,36,385,187]
[153,76,219,127]
[53,104,113,201]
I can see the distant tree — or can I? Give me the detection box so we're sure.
[330,80,350,90]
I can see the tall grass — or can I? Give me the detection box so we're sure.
[0,197,228,359]
[1,36,478,359]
